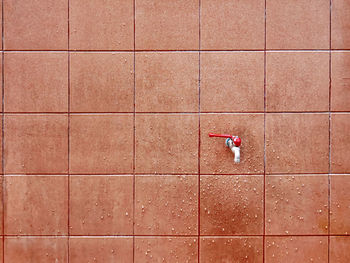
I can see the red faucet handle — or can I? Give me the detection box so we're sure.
[209,133,234,139]
[233,136,241,147]
[208,133,241,147]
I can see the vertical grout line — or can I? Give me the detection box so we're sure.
[328,1,332,262]
[2,0,4,260]
[263,0,267,262]
[198,0,201,261]
[133,0,136,262]
[67,0,70,261]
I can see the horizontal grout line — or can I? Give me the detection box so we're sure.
[1,235,195,237]
[202,112,330,115]
[4,174,68,177]
[2,173,69,175]
[2,49,350,53]
[135,174,264,177]
[4,236,69,238]
[1,173,260,176]
[263,235,350,237]
[2,173,350,176]
[198,234,344,237]
[70,174,133,177]
[135,174,198,177]
[200,235,344,238]
[2,112,350,115]
[70,236,132,239]
[2,234,350,237]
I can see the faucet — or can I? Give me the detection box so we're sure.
[209,133,242,163]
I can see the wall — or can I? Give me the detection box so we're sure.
[1,0,350,262]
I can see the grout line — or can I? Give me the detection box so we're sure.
[67,55,71,263]
[3,49,350,52]
[1,234,348,237]
[2,172,344,176]
[198,1,201,261]
[1,173,346,176]
[3,111,350,115]
[263,0,267,261]
[2,0,5,259]
[133,0,136,261]
[0,173,329,177]
[328,1,332,262]
[67,0,70,261]
[1,0,4,257]
[5,174,69,177]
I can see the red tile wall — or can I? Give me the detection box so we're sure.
[0,0,349,262]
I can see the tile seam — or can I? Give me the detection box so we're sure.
[1,0,4,258]
[328,0,332,262]
[67,0,70,261]
[1,234,345,237]
[263,0,267,262]
[132,0,136,261]
[4,111,349,114]
[3,49,350,52]
[198,0,201,261]
[3,172,347,176]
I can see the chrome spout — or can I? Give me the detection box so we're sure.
[226,138,240,163]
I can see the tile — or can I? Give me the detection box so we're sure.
[70,52,134,112]
[0,180,3,234]
[330,175,350,234]
[70,176,133,235]
[4,0,67,50]
[4,115,68,174]
[4,237,68,263]
[135,237,198,262]
[332,0,350,49]
[331,52,350,111]
[0,239,2,263]
[331,114,350,173]
[330,236,350,263]
[0,120,2,173]
[0,1,2,49]
[201,52,264,112]
[266,114,329,174]
[4,176,68,235]
[201,0,264,50]
[200,237,263,263]
[266,52,329,112]
[200,114,264,174]
[70,0,133,50]
[70,237,133,263]
[135,52,199,112]
[266,0,329,49]
[135,0,199,50]
[135,114,198,174]
[134,175,198,235]
[265,236,328,263]
[266,175,328,235]
[69,114,133,174]
[4,52,68,112]
[0,56,2,111]
[200,175,263,235]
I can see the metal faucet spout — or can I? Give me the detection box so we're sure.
[226,138,240,163]
[232,146,240,163]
